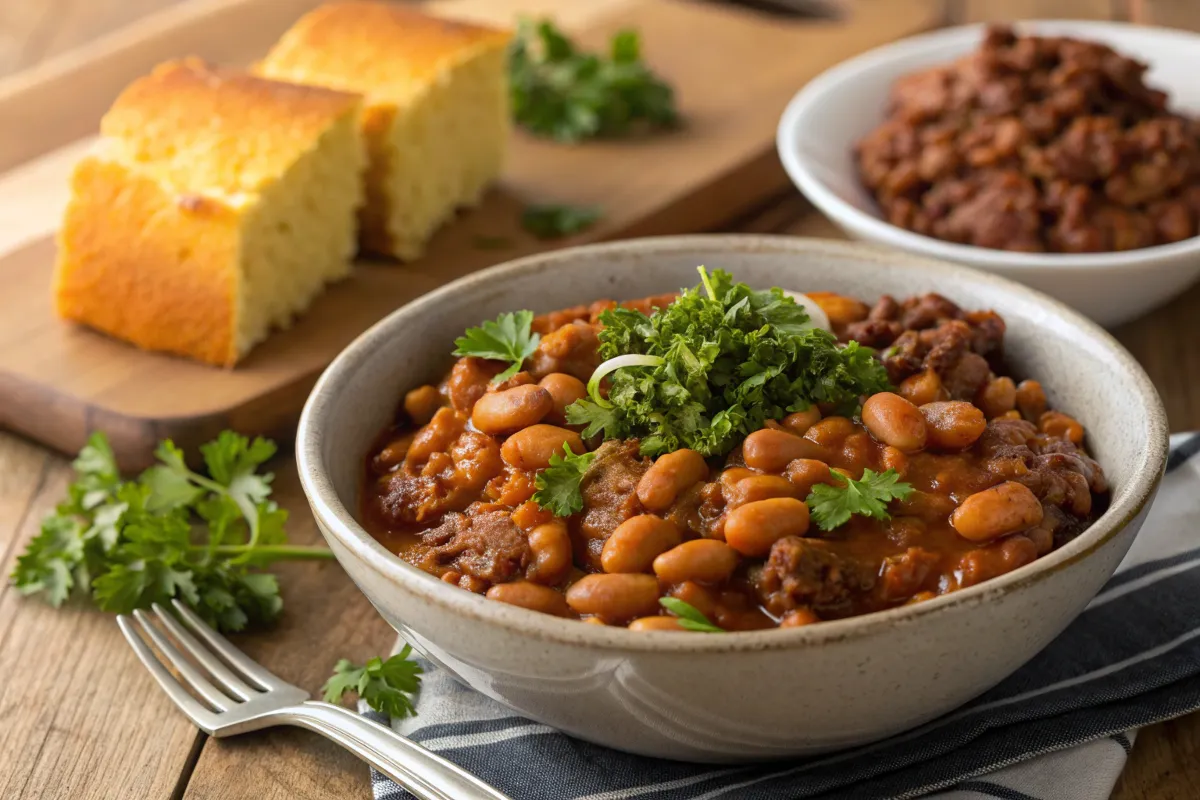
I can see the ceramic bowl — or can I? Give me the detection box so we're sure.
[296,235,1167,762]
[776,21,1200,328]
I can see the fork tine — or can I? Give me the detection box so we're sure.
[132,610,236,712]
[151,604,257,700]
[117,615,219,733]
[169,599,282,690]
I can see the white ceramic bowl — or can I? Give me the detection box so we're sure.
[297,236,1167,762]
[776,21,1200,328]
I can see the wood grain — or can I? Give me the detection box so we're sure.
[957,0,1117,22]
[0,0,946,472]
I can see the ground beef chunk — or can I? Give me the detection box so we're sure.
[879,547,941,602]
[756,536,874,617]
[417,508,531,587]
[856,25,1200,253]
[575,440,650,569]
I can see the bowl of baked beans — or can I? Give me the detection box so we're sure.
[297,235,1167,761]
[777,21,1200,327]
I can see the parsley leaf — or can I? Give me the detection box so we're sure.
[322,645,424,719]
[508,18,678,143]
[532,444,597,516]
[806,468,914,532]
[565,266,892,457]
[521,204,602,239]
[659,597,724,633]
[453,311,541,383]
[9,431,333,631]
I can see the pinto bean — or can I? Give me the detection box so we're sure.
[951,481,1044,542]
[601,515,682,574]
[653,540,739,585]
[805,292,870,326]
[780,608,821,627]
[726,475,797,508]
[486,581,571,616]
[862,392,927,452]
[500,425,584,470]
[743,429,822,472]
[785,459,836,497]
[724,497,810,557]
[637,449,708,512]
[1039,411,1085,445]
[403,385,441,425]
[899,370,946,407]
[977,377,1017,419]
[781,407,822,436]
[538,373,587,424]
[1015,379,1048,421]
[527,520,573,585]
[471,384,552,435]
[565,574,661,622]
[920,401,987,450]
[629,616,686,631]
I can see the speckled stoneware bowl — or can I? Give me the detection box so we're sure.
[296,235,1167,762]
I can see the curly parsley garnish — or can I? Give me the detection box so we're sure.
[806,468,913,531]
[659,597,724,632]
[509,18,678,143]
[10,431,333,632]
[453,310,541,382]
[532,444,597,517]
[323,645,423,719]
[565,266,891,457]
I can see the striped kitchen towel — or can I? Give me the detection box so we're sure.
[366,432,1200,800]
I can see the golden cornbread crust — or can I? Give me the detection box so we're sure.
[101,58,361,194]
[55,157,241,366]
[54,58,365,366]
[256,2,511,103]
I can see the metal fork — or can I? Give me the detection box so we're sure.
[117,600,513,800]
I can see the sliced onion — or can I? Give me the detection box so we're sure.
[782,291,832,333]
[586,354,665,408]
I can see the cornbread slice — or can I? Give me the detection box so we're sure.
[256,2,511,260]
[54,58,365,366]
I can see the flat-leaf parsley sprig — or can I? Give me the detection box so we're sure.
[323,645,423,719]
[453,310,541,383]
[508,18,678,143]
[806,468,914,531]
[659,597,723,632]
[566,266,891,457]
[10,431,333,632]
[532,444,597,517]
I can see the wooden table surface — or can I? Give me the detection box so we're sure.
[1,1,1198,798]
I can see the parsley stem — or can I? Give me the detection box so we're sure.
[196,544,335,560]
[697,265,716,301]
[586,354,665,408]
[183,469,263,550]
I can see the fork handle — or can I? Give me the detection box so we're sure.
[281,701,514,800]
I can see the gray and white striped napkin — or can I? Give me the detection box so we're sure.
[365,432,1200,800]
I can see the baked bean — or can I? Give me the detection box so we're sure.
[471,384,552,435]
[718,467,757,490]
[527,521,573,585]
[653,540,739,585]
[862,392,927,452]
[637,449,709,512]
[743,428,822,472]
[1015,379,1047,421]
[839,432,875,476]
[1039,411,1085,445]
[583,616,607,625]
[780,608,820,627]
[512,500,554,531]
[403,385,441,425]
[785,459,835,496]
[373,433,414,470]
[999,409,1022,421]
[441,570,462,584]
[921,401,987,450]
[486,581,571,616]
[565,574,660,622]
[724,497,810,557]
[538,373,587,424]
[781,407,822,436]
[601,515,682,574]
[951,481,1044,542]
[459,574,487,593]
[667,581,719,619]
[805,416,857,448]
[629,616,686,631]
[977,377,1017,419]
[727,475,797,508]
[805,291,870,326]
[406,407,466,465]
[501,424,585,470]
[880,446,909,476]
[899,370,946,407]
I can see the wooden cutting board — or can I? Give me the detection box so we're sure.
[0,0,942,470]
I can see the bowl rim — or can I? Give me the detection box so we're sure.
[776,19,1200,270]
[296,234,1168,654]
